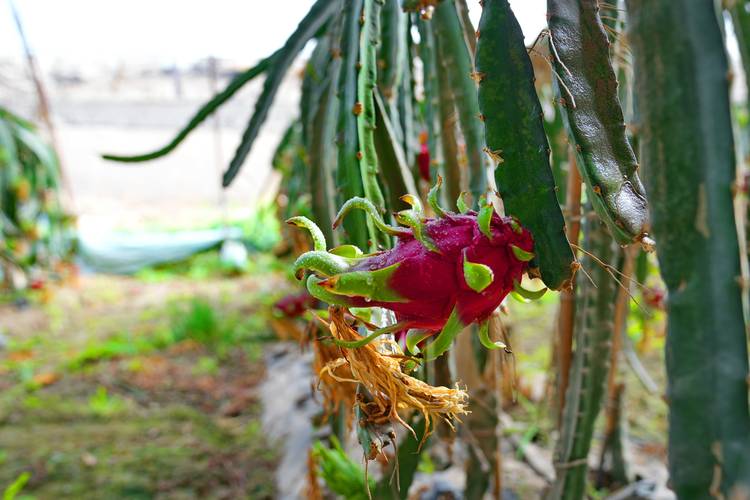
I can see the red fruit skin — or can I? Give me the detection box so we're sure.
[346,212,533,331]
[273,291,316,318]
[417,143,431,182]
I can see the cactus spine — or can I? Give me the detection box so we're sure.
[628,0,750,496]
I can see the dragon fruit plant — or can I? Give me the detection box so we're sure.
[289,178,545,362]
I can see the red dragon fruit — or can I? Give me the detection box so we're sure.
[289,178,542,361]
[272,290,317,318]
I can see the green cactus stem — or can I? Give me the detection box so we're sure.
[551,214,619,499]
[335,0,369,250]
[222,0,341,186]
[417,18,444,186]
[434,36,464,211]
[547,0,650,245]
[102,53,278,163]
[627,0,750,496]
[476,0,575,291]
[373,91,419,210]
[308,20,342,247]
[434,0,487,203]
[357,0,390,250]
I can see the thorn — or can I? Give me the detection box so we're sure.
[470,71,485,84]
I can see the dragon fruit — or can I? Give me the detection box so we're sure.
[272,290,317,318]
[289,178,542,361]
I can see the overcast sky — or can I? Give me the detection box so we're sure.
[0,0,547,68]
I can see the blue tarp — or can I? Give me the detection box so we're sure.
[77,227,243,274]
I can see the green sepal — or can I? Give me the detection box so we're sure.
[292,250,351,280]
[477,202,495,240]
[286,216,327,251]
[510,244,534,262]
[394,210,440,253]
[463,250,494,293]
[427,175,448,218]
[400,194,424,215]
[333,197,410,237]
[406,330,433,354]
[478,320,506,350]
[508,217,523,235]
[512,279,547,300]
[456,192,470,213]
[349,307,372,323]
[318,263,405,302]
[332,320,409,348]
[328,244,364,258]
[423,307,466,361]
[306,275,356,307]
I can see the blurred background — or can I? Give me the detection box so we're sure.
[0,1,689,499]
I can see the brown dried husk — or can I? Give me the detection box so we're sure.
[317,307,468,436]
[313,332,357,424]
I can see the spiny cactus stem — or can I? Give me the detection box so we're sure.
[357,0,389,250]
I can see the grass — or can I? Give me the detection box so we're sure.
[0,266,292,499]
